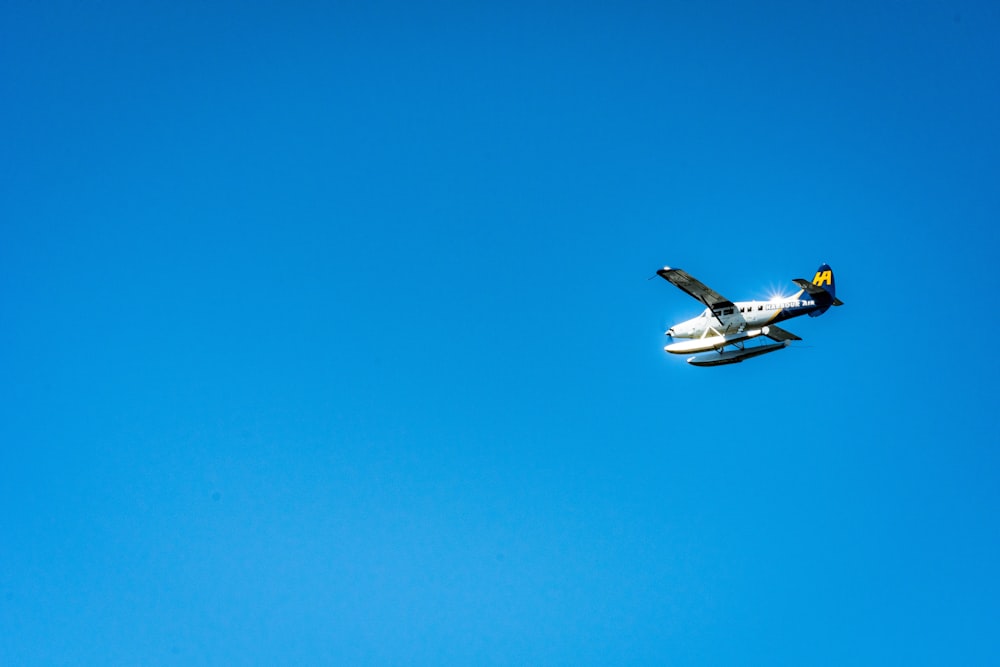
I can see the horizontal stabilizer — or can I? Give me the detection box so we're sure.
[763,325,801,342]
[793,277,844,305]
[792,278,828,297]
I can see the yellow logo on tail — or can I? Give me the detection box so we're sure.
[812,270,832,286]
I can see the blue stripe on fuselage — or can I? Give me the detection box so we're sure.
[741,290,823,326]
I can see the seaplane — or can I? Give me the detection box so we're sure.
[657,263,843,367]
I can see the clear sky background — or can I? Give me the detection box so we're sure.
[3,1,999,664]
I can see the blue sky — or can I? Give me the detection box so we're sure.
[2,1,999,664]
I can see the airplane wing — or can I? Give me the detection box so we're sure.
[656,267,735,309]
[763,325,801,342]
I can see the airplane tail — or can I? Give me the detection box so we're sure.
[792,263,843,317]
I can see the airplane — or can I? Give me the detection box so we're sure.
[657,263,843,366]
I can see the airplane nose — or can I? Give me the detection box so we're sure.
[666,328,675,337]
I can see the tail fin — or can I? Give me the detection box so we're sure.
[792,263,843,317]
[810,263,837,302]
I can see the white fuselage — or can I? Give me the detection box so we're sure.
[667,294,818,339]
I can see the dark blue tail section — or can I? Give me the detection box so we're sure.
[804,263,841,317]
[811,263,835,301]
